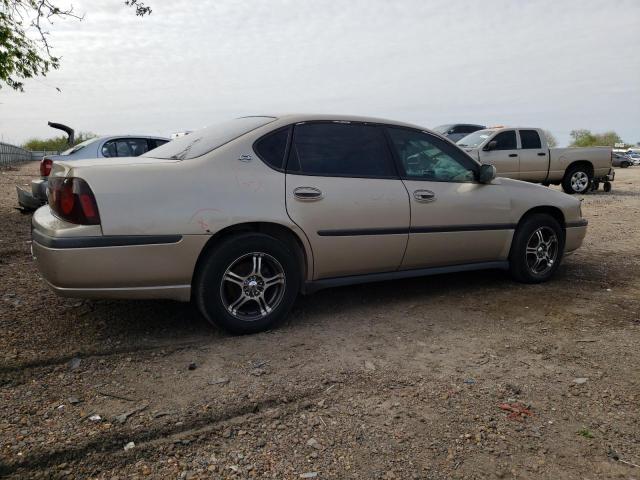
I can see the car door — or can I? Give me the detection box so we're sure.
[518,129,549,181]
[384,127,513,270]
[480,130,520,179]
[285,122,410,279]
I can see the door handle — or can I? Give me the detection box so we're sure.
[537,152,547,156]
[293,186,323,201]
[413,190,436,203]
[508,154,518,158]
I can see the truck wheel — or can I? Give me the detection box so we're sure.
[621,161,629,168]
[194,233,300,334]
[603,182,612,192]
[562,165,592,194]
[591,181,599,191]
[509,214,564,284]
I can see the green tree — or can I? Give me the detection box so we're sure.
[22,131,97,151]
[1,1,150,91]
[570,129,622,147]
[542,129,558,148]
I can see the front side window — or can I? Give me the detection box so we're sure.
[387,127,476,183]
[288,123,394,178]
[492,131,517,150]
[519,130,542,149]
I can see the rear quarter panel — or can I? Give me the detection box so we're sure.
[548,147,612,181]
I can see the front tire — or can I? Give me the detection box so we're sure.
[195,233,300,334]
[562,165,592,194]
[509,214,564,284]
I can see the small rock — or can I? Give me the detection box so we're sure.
[68,396,81,405]
[124,441,135,451]
[188,362,197,371]
[300,473,319,479]
[68,357,81,370]
[364,360,376,371]
[88,414,102,422]
[251,368,266,376]
[573,378,588,385]
[306,438,322,450]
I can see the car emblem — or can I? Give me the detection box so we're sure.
[238,154,252,162]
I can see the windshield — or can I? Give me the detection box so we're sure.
[432,124,452,134]
[142,116,276,160]
[456,129,496,148]
[60,138,98,155]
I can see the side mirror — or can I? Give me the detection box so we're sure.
[478,164,496,183]
[483,140,497,152]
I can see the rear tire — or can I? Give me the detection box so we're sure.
[509,214,564,284]
[194,233,300,334]
[621,161,630,168]
[562,165,592,194]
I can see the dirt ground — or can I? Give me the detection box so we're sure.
[1,162,639,480]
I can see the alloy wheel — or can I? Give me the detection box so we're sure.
[570,171,589,193]
[525,227,559,276]
[220,252,286,321]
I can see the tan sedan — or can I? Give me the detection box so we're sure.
[31,114,588,333]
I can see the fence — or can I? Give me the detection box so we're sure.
[0,142,32,167]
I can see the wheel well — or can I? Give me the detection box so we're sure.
[517,206,566,230]
[191,222,309,292]
[565,160,594,178]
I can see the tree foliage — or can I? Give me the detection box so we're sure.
[570,129,623,147]
[22,131,96,151]
[0,1,150,91]
[542,129,557,148]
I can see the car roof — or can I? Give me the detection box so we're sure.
[96,135,170,141]
[264,114,430,131]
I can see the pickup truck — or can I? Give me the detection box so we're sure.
[456,127,614,194]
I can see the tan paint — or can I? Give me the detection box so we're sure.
[32,114,588,301]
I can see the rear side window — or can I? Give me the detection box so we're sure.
[492,131,517,150]
[288,123,394,178]
[102,138,150,157]
[148,139,169,150]
[519,130,542,149]
[254,127,290,170]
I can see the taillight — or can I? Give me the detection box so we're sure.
[40,158,53,177]
[48,177,101,225]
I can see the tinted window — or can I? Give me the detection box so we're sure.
[254,127,290,170]
[103,138,150,157]
[492,131,517,150]
[387,128,476,182]
[148,139,169,150]
[289,123,394,178]
[452,125,482,134]
[520,130,542,149]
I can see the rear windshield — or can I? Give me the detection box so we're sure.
[456,129,496,148]
[142,116,276,160]
[432,124,452,134]
[60,138,98,155]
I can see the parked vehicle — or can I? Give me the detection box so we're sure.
[17,135,170,210]
[432,123,486,143]
[456,127,614,194]
[612,153,632,168]
[31,114,588,334]
[626,153,640,165]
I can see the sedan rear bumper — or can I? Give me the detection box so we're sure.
[31,210,209,302]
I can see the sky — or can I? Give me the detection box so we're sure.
[1,0,639,146]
